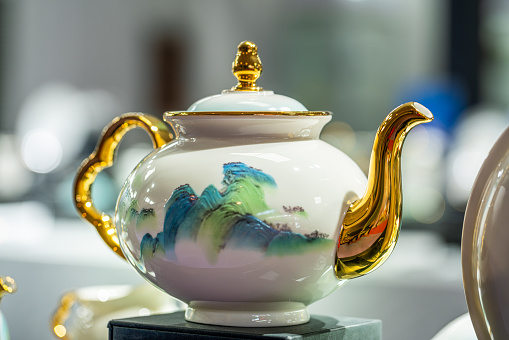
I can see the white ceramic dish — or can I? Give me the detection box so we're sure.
[462,125,509,339]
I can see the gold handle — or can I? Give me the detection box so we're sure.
[73,113,173,260]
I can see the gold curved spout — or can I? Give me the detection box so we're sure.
[336,102,433,280]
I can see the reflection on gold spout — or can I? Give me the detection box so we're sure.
[336,102,433,280]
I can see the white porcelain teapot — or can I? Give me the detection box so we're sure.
[73,41,433,327]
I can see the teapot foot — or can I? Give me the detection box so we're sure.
[184,301,309,327]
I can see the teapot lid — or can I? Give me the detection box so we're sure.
[186,41,309,113]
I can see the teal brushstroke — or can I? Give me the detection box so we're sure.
[140,162,333,263]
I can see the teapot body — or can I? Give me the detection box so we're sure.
[114,115,367,324]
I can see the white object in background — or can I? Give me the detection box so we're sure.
[0,135,34,200]
[16,82,119,174]
[446,107,509,209]
[0,312,10,340]
[0,201,53,247]
[52,283,185,340]
[431,313,476,340]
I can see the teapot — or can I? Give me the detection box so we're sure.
[73,41,433,327]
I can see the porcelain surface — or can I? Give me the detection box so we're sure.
[462,125,509,340]
[187,90,308,112]
[115,115,367,326]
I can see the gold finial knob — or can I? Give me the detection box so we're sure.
[231,41,263,91]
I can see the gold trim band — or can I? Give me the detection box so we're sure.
[164,111,331,117]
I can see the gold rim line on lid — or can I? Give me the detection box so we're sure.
[164,111,332,117]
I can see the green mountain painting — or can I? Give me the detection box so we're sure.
[138,162,333,264]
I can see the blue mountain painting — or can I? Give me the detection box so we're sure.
[139,162,332,264]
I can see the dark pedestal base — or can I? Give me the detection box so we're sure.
[108,311,382,339]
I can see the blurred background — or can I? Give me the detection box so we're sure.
[0,0,508,339]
